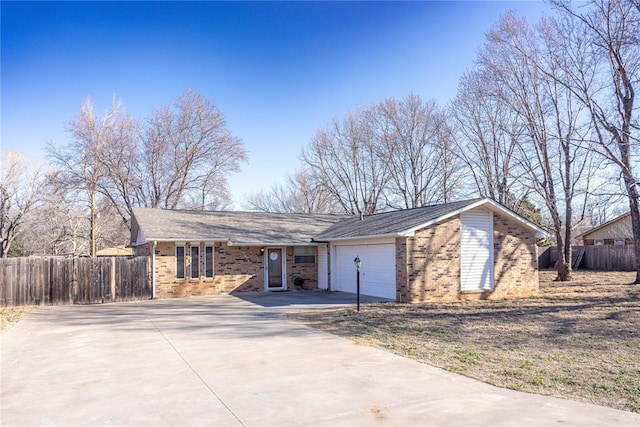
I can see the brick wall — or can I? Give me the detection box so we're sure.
[490,213,538,299]
[395,237,407,302]
[397,213,539,303]
[151,242,263,298]
[399,216,462,303]
[141,242,319,298]
[286,247,319,290]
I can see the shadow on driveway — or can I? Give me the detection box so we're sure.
[233,289,393,308]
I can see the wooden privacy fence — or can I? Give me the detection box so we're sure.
[581,245,637,271]
[0,256,151,307]
[539,245,636,271]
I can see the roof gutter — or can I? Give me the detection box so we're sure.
[140,238,322,247]
[226,241,321,247]
[139,238,229,244]
[313,232,403,242]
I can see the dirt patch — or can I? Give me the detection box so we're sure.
[290,271,640,413]
[1,306,35,334]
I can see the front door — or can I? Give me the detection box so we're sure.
[267,248,284,290]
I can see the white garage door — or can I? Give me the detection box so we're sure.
[334,244,396,299]
[460,210,494,291]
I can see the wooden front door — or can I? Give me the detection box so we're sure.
[267,248,283,290]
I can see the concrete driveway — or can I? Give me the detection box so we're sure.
[2,292,639,426]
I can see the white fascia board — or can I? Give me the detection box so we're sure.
[144,238,227,243]
[399,198,549,238]
[327,236,397,246]
[227,241,319,247]
[314,233,402,243]
[143,239,318,246]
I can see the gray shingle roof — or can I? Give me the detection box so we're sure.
[132,197,545,245]
[313,199,483,240]
[131,207,347,245]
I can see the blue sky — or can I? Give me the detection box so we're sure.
[2,1,556,207]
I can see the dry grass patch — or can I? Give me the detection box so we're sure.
[1,306,35,334]
[290,271,640,413]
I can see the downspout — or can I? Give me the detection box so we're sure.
[152,241,157,299]
[327,244,331,291]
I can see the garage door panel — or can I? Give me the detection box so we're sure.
[334,244,396,299]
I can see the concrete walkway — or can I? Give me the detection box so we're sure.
[2,292,639,426]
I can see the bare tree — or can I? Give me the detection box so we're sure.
[451,69,530,208]
[139,89,247,210]
[476,12,597,280]
[302,97,465,214]
[47,90,247,255]
[548,0,640,283]
[378,94,461,209]
[244,184,292,213]
[0,151,46,258]
[302,108,390,215]
[47,96,132,257]
[94,197,130,250]
[19,189,89,256]
[287,169,339,213]
[244,169,337,213]
[93,108,141,225]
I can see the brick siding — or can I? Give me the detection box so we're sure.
[397,213,538,303]
[490,213,538,299]
[140,242,318,298]
[137,211,537,301]
[287,247,319,290]
[399,216,462,303]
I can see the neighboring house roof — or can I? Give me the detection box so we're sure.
[96,246,135,256]
[131,207,347,245]
[575,211,634,240]
[314,198,548,241]
[131,198,548,247]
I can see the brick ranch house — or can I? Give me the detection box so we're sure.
[130,198,547,302]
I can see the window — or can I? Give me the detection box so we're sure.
[205,245,214,278]
[614,239,626,246]
[294,246,316,264]
[190,245,200,279]
[594,240,604,246]
[176,245,185,279]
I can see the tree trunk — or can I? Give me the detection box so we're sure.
[90,190,96,258]
[562,189,573,281]
[625,182,640,284]
[556,260,571,282]
[554,231,571,281]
